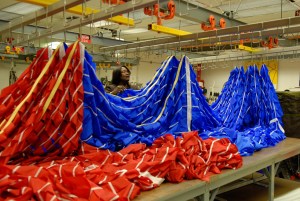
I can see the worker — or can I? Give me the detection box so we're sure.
[105,65,133,95]
[202,86,209,102]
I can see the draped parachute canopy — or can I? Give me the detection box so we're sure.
[0,41,286,200]
[81,54,220,150]
[82,53,285,156]
[0,42,243,200]
[208,65,285,155]
[0,42,285,160]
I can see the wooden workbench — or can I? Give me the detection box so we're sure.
[134,137,300,201]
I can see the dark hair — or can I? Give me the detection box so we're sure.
[111,65,131,87]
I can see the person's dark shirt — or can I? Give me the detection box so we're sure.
[105,83,129,93]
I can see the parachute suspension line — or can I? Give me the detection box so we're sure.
[9,58,17,85]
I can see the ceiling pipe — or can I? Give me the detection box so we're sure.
[99,16,300,52]
[190,45,300,64]
[98,26,300,54]
[172,0,244,26]
[0,20,130,48]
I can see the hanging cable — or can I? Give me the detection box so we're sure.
[63,0,67,42]
[90,13,94,52]
[9,58,17,85]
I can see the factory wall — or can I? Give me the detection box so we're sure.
[0,61,27,93]
[1,56,299,94]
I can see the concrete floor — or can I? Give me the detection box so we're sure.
[216,176,300,201]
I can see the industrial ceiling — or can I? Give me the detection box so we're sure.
[0,0,300,62]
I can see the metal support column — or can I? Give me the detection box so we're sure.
[269,163,275,201]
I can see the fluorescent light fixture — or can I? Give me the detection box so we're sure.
[113,37,124,41]
[3,2,43,15]
[121,28,148,34]
[47,42,61,49]
[115,52,124,57]
[87,21,114,27]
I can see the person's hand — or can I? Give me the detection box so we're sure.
[111,85,126,95]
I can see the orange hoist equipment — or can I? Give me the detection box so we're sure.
[144,0,175,25]
[102,0,125,4]
[201,15,226,31]
[219,18,226,29]
[239,34,248,46]
[201,15,216,31]
[261,36,279,49]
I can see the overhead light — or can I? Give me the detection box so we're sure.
[122,28,148,34]
[87,21,114,27]
[3,2,43,15]
[47,42,61,50]
[114,37,124,41]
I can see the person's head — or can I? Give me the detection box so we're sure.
[111,65,131,85]
[202,87,207,95]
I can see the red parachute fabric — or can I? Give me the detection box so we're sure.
[0,42,84,164]
[0,132,242,200]
[0,42,243,201]
[0,47,50,121]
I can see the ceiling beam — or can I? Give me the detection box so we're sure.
[15,0,168,45]
[0,20,130,47]
[0,0,88,35]
[171,0,244,27]
[92,53,140,65]
[190,46,300,64]
[99,16,300,52]
[99,25,300,54]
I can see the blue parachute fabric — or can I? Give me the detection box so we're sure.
[211,66,241,113]
[81,54,220,151]
[81,49,285,156]
[208,65,285,156]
